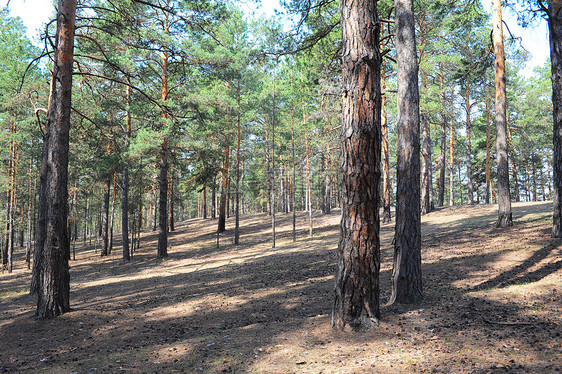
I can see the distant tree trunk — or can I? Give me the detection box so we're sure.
[507,123,520,201]
[421,71,433,214]
[382,73,391,222]
[532,153,538,201]
[32,0,75,318]
[464,78,474,205]
[203,184,208,219]
[291,110,297,242]
[390,0,423,305]
[437,63,447,207]
[109,176,116,254]
[168,169,175,232]
[421,110,432,214]
[271,68,277,248]
[235,80,242,244]
[158,141,169,258]
[305,130,313,238]
[122,84,131,262]
[449,86,455,207]
[26,149,34,269]
[218,139,230,233]
[485,98,492,204]
[101,176,111,257]
[548,0,562,236]
[493,0,513,227]
[332,0,381,330]
[211,177,216,219]
[151,183,158,231]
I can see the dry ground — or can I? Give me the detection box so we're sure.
[1,201,561,373]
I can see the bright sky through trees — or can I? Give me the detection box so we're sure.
[3,0,549,75]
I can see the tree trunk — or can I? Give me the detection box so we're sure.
[203,184,208,219]
[493,0,513,227]
[421,71,432,214]
[33,0,75,318]
[235,79,241,244]
[332,0,381,330]
[101,176,111,257]
[157,140,169,257]
[168,169,175,232]
[548,0,562,236]
[449,86,455,207]
[390,0,423,305]
[382,73,392,222]
[122,84,131,262]
[437,63,447,207]
[485,98,492,204]
[305,130,313,238]
[218,139,230,233]
[271,68,277,248]
[211,177,216,219]
[465,78,474,205]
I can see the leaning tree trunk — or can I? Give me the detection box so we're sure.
[32,0,76,318]
[548,0,562,236]
[332,0,381,331]
[493,0,513,227]
[390,0,423,305]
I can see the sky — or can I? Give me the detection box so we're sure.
[2,0,550,75]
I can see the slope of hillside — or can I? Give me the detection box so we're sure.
[1,201,560,373]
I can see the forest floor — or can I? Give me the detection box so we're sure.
[1,201,561,373]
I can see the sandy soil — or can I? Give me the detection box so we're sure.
[0,201,560,373]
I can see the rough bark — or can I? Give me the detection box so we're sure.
[390,0,423,305]
[549,0,562,236]
[493,0,513,227]
[332,0,381,330]
[33,0,76,318]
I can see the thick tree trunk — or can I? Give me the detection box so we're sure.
[332,0,381,331]
[493,0,513,227]
[390,0,423,305]
[157,141,169,258]
[33,0,75,318]
[548,0,562,236]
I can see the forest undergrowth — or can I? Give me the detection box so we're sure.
[0,201,560,373]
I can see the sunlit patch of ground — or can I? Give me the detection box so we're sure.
[1,202,560,373]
